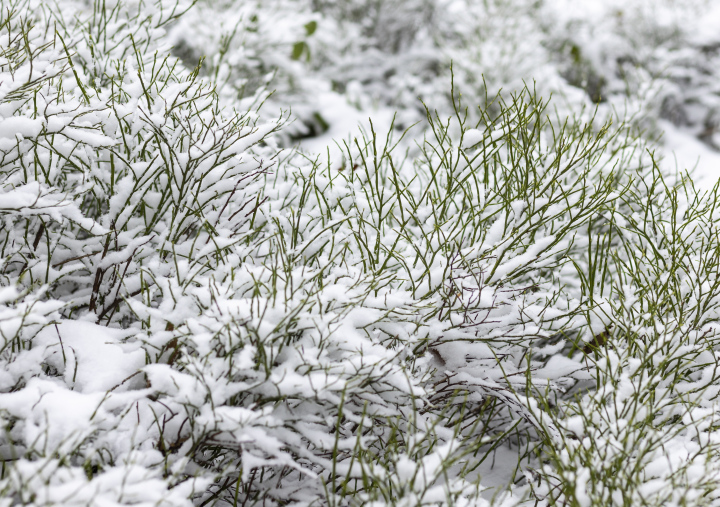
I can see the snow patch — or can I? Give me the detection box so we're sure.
[34,321,144,393]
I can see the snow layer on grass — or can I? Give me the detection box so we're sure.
[33,321,143,393]
[0,117,43,139]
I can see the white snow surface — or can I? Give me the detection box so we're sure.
[660,121,720,188]
[33,321,143,393]
[297,89,397,166]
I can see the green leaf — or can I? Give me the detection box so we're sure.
[292,41,308,61]
[304,20,317,36]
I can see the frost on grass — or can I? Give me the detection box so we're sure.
[3,0,720,506]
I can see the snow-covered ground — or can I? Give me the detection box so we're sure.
[661,122,720,188]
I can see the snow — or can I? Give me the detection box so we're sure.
[0,117,43,139]
[33,321,144,393]
[462,128,484,148]
[297,89,396,164]
[660,121,720,189]
[0,379,106,454]
[476,446,529,500]
[62,127,115,147]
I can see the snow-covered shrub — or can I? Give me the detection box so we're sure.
[541,0,720,144]
[167,0,319,139]
[4,0,720,505]
[529,167,720,506]
[166,0,450,140]
[0,0,279,504]
[169,0,720,170]
[116,79,645,505]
